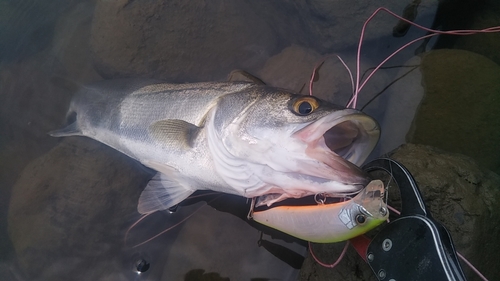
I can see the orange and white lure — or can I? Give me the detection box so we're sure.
[250,179,388,243]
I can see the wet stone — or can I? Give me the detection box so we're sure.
[7,137,152,280]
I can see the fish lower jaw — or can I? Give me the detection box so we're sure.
[254,192,311,208]
[243,168,367,208]
[253,189,360,209]
[253,181,363,208]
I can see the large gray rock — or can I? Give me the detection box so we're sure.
[299,144,500,281]
[89,0,436,82]
[90,0,280,82]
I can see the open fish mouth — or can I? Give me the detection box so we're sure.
[294,108,380,168]
[256,109,380,207]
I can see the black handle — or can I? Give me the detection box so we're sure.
[362,158,467,281]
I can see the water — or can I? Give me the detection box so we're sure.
[1,0,499,280]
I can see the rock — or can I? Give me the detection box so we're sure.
[0,2,102,268]
[90,0,280,82]
[257,45,353,104]
[8,136,307,280]
[7,137,152,280]
[89,0,437,82]
[389,144,500,281]
[0,55,74,249]
[51,0,101,82]
[0,0,81,62]
[0,0,101,206]
[412,49,500,174]
[299,144,500,281]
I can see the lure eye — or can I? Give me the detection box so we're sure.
[379,207,388,216]
[355,214,367,225]
[291,97,319,116]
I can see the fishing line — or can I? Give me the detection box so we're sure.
[308,240,350,269]
[308,54,354,99]
[360,64,420,82]
[125,195,223,248]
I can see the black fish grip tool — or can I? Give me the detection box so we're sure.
[350,158,467,281]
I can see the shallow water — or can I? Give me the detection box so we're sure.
[1,0,499,280]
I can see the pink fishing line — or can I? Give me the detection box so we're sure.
[309,55,354,97]
[308,241,350,268]
[457,252,489,281]
[125,195,222,248]
[347,7,500,109]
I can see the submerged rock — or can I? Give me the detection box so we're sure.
[257,45,354,104]
[89,0,424,82]
[7,138,151,280]
[412,49,500,175]
[90,0,280,82]
[7,136,306,280]
[299,144,500,281]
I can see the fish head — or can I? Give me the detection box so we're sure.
[209,86,380,205]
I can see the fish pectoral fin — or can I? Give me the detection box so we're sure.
[137,166,195,214]
[48,122,82,137]
[148,119,201,149]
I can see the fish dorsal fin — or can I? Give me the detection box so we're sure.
[48,122,82,137]
[148,120,201,149]
[227,70,266,85]
[137,163,195,214]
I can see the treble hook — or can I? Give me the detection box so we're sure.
[247,197,256,220]
[314,193,327,205]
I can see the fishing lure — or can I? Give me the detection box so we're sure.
[250,179,388,243]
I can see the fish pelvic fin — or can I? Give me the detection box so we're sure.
[137,163,195,214]
[148,119,201,149]
[48,122,82,137]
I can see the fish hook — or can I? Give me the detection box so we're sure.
[247,197,256,220]
[314,193,327,205]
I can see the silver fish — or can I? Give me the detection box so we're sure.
[50,79,380,214]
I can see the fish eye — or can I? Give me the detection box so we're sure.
[291,97,319,116]
[355,214,367,225]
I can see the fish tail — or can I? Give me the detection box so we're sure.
[48,121,82,137]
